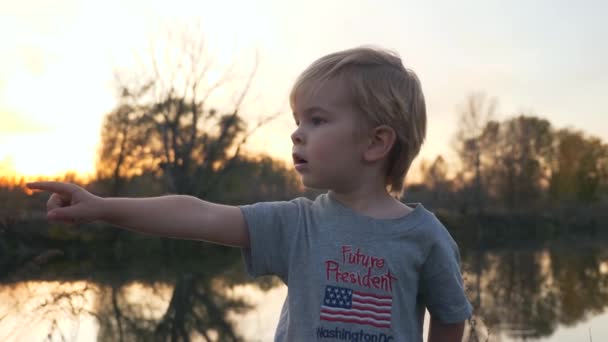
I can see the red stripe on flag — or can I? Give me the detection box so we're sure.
[353,291,392,300]
[320,308,390,321]
[353,297,392,306]
[351,304,392,314]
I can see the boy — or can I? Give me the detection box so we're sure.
[28,46,472,341]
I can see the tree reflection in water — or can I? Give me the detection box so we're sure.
[0,239,274,341]
[463,242,608,341]
[2,239,608,341]
[94,274,251,342]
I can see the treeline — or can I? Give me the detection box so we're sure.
[411,94,608,217]
[2,106,607,226]
[1,25,606,228]
[1,25,303,229]
[0,154,301,239]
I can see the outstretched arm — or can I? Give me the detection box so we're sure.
[27,181,249,248]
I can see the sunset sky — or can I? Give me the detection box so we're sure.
[1,0,607,181]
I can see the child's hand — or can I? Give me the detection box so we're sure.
[26,181,103,224]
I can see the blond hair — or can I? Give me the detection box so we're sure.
[289,46,427,197]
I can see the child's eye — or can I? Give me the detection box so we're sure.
[311,117,325,126]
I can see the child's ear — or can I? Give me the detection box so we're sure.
[363,125,396,163]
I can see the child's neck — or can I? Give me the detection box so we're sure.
[328,185,412,220]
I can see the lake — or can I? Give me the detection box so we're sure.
[1,235,607,341]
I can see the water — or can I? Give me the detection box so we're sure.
[1,240,607,341]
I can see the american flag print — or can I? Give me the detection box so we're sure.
[320,285,392,329]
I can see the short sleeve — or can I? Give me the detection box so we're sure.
[239,198,304,281]
[419,233,473,323]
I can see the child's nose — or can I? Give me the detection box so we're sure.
[291,127,304,145]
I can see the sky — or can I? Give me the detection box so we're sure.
[1,0,607,181]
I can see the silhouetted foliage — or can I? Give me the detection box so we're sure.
[95,24,278,199]
[3,86,608,341]
[446,93,608,213]
[548,128,608,204]
[452,93,497,214]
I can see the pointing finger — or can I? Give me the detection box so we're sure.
[26,181,79,194]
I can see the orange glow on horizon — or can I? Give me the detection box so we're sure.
[0,166,93,183]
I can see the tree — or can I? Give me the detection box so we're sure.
[548,129,608,204]
[485,115,553,209]
[96,24,278,198]
[96,94,156,197]
[421,155,452,205]
[453,93,498,213]
[93,24,287,341]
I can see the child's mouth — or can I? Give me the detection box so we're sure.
[292,154,308,170]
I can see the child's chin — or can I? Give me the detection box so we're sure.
[300,176,327,190]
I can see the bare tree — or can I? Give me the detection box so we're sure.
[493,115,553,209]
[421,155,452,205]
[97,23,280,198]
[96,82,156,197]
[93,23,284,341]
[453,93,498,213]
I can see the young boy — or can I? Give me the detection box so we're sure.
[28,46,472,341]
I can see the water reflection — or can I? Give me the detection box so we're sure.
[0,281,97,341]
[1,240,608,341]
[463,242,608,341]
[0,239,267,341]
[92,277,251,341]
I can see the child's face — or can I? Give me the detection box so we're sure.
[291,78,369,191]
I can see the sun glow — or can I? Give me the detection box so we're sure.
[0,0,276,182]
[1,0,605,186]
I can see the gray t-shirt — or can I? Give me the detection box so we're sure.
[240,193,472,341]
